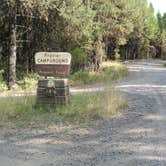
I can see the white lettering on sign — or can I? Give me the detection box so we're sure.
[35,52,71,65]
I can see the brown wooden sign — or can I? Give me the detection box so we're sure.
[35,52,71,77]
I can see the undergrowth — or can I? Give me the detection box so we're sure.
[0,61,128,91]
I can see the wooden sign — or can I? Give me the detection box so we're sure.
[35,52,71,77]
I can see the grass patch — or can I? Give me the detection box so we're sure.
[0,88,127,128]
[69,61,128,86]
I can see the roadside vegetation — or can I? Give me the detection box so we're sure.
[0,61,128,92]
[0,61,128,128]
[69,61,128,86]
[0,88,127,128]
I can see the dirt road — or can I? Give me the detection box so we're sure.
[1,61,166,166]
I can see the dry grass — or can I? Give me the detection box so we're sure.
[101,61,124,69]
[0,87,127,128]
[97,87,127,119]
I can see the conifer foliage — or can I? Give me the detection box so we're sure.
[0,0,165,88]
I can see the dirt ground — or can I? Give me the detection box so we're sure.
[1,60,166,166]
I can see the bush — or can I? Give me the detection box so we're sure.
[71,47,87,71]
[114,48,120,60]
[69,61,129,86]
[69,71,100,86]
[0,70,8,91]
[17,73,38,90]
[0,82,8,92]
[0,69,5,82]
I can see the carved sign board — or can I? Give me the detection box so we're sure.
[35,52,71,77]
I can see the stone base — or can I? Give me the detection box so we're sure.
[36,79,70,106]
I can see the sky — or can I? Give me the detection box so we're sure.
[148,0,166,15]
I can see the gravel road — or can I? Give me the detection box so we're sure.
[1,60,166,166]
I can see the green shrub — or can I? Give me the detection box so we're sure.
[0,69,5,82]
[71,47,87,71]
[0,82,8,92]
[69,71,99,86]
[17,73,38,90]
[69,61,129,86]
[0,70,8,91]
[114,48,120,60]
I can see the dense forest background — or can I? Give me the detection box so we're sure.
[0,0,166,89]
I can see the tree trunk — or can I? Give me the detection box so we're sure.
[125,48,128,60]
[8,13,17,89]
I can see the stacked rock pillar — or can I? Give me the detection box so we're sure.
[37,79,70,105]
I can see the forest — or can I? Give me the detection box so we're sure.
[0,0,166,89]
